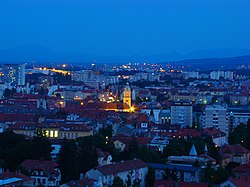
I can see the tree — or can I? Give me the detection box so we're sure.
[11,88,17,94]
[225,162,240,174]
[162,139,187,158]
[126,174,132,187]
[228,123,247,146]
[163,168,180,182]
[202,166,230,185]
[112,176,125,187]
[137,147,162,163]
[99,125,113,138]
[135,96,143,104]
[58,140,78,183]
[156,94,166,102]
[3,88,11,97]
[246,119,250,150]
[31,136,52,160]
[118,138,139,161]
[145,167,155,187]
[132,179,141,187]
[0,131,33,171]
[77,136,98,174]
[212,96,218,103]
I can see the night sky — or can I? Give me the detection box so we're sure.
[1,0,250,56]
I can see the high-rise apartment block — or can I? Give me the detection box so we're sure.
[2,64,25,85]
[171,101,193,128]
[203,105,228,136]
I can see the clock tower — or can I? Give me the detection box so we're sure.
[123,82,131,107]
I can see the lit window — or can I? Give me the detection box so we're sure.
[45,130,49,137]
[54,131,58,138]
[50,131,54,138]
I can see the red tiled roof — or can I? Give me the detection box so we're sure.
[95,159,147,175]
[203,127,225,138]
[2,171,32,182]
[21,159,59,174]
[12,93,45,99]
[221,144,250,155]
[232,163,250,173]
[9,122,92,132]
[65,178,97,187]
[137,114,149,124]
[0,113,36,122]
[154,179,175,187]
[231,176,250,187]
[136,137,153,145]
[96,148,111,160]
[112,136,152,146]
[173,128,202,138]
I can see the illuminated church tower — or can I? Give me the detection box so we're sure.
[123,82,131,107]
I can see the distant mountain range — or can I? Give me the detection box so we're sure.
[165,55,250,70]
[0,45,250,66]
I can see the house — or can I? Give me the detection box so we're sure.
[21,159,61,187]
[148,163,203,183]
[136,114,150,133]
[85,159,148,187]
[232,163,250,177]
[148,135,170,153]
[172,128,202,139]
[230,176,250,187]
[203,127,227,147]
[220,144,250,166]
[219,176,250,187]
[112,135,152,152]
[96,148,112,166]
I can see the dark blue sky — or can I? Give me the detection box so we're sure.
[1,0,250,56]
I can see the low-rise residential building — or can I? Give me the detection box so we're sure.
[203,127,227,147]
[21,159,61,187]
[148,163,203,183]
[203,105,229,137]
[86,159,148,187]
[220,144,250,166]
[232,163,250,177]
[96,148,112,166]
[148,135,170,153]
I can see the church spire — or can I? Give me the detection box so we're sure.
[189,144,198,156]
[204,143,208,155]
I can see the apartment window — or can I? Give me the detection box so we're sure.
[50,131,54,138]
[42,179,46,184]
[54,131,58,138]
